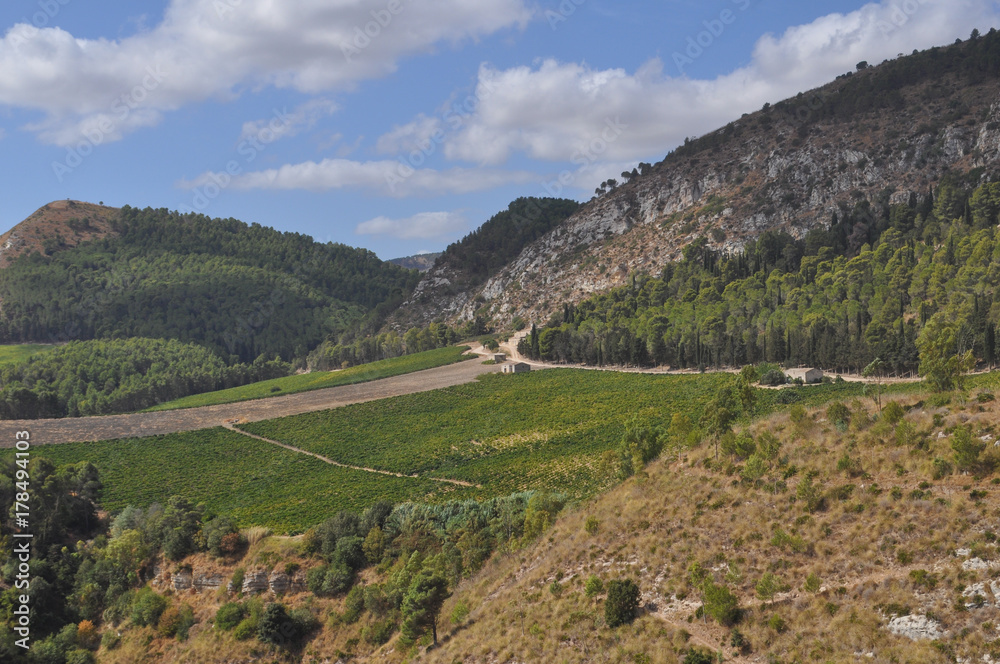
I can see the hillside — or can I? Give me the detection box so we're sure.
[13,375,1000,662]
[0,205,419,361]
[387,252,441,272]
[389,197,580,330]
[396,32,1000,332]
[0,200,119,267]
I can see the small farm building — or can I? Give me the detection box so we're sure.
[786,368,823,384]
[502,362,530,374]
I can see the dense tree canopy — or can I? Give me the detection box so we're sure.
[521,175,1000,378]
[0,206,419,362]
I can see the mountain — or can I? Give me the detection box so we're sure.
[0,205,419,361]
[387,252,441,272]
[397,32,1000,332]
[389,197,580,330]
[0,200,119,268]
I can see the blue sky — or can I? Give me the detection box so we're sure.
[0,0,997,259]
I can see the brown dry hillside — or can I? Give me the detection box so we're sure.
[0,199,119,267]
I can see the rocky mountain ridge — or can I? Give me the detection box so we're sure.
[394,37,1000,331]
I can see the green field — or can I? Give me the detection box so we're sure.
[144,345,472,411]
[7,369,934,532]
[0,343,57,365]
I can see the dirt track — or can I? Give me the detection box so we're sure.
[0,359,504,446]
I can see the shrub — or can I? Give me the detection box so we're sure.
[65,649,95,664]
[804,573,822,593]
[703,580,740,626]
[258,603,299,646]
[605,579,640,627]
[683,649,715,664]
[952,425,985,471]
[768,614,787,632]
[585,516,600,535]
[760,368,787,386]
[364,619,397,645]
[932,457,953,480]
[130,588,167,627]
[585,575,604,597]
[100,631,120,650]
[230,568,245,594]
[216,602,246,631]
[343,585,365,624]
[450,599,470,624]
[233,617,256,641]
[789,404,808,424]
[882,401,905,425]
[76,620,98,649]
[827,401,850,425]
[158,604,195,639]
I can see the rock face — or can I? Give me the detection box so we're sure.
[193,573,224,592]
[391,59,1000,331]
[171,568,193,591]
[887,614,944,641]
[242,570,270,594]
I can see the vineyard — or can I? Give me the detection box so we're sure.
[8,428,480,532]
[4,368,926,532]
[144,345,471,411]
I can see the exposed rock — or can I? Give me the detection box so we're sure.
[242,570,270,594]
[269,571,291,594]
[193,573,224,592]
[962,557,994,571]
[172,568,193,591]
[887,614,944,640]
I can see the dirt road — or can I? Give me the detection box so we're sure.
[0,359,504,446]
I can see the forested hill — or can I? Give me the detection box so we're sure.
[389,197,580,330]
[0,205,419,361]
[404,29,1000,332]
[520,175,1000,378]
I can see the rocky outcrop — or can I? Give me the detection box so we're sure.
[886,614,944,640]
[171,568,193,591]
[193,573,224,592]
[241,570,270,594]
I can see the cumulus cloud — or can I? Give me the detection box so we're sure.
[0,0,532,146]
[178,158,537,197]
[442,0,1000,165]
[355,210,467,239]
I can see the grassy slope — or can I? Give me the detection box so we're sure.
[421,387,1000,664]
[144,345,471,411]
[0,343,56,365]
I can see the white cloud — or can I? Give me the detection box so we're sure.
[443,0,1000,165]
[0,0,532,146]
[178,158,537,197]
[237,99,338,143]
[355,211,467,239]
[375,114,443,154]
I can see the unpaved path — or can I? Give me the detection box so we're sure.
[0,358,504,446]
[224,424,479,488]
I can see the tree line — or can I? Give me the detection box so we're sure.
[0,338,290,419]
[519,174,1000,377]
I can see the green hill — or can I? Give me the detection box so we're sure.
[0,205,419,362]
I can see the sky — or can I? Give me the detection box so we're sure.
[0,0,997,259]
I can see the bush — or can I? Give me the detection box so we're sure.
[932,457,953,480]
[826,402,850,427]
[703,581,740,626]
[683,648,715,664]
[768,614,787,632]
[760,369,787,386]
[343,585,365,624]
[65,649,95,664]
[233,617,256,641]
[230,568,245,594]
[584,516,600,535]
[952,425,985,471]
[804,573,822,593]
[100,631,120,650]
[364,619,397,645]
[158,604,195,640]
[585,575,605,597]
[605,579,640,627]
[450,599,470,624]
[215,602,245,631]
[882,401,905,425]
[130,588,167,627]
[258,603,299,646]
